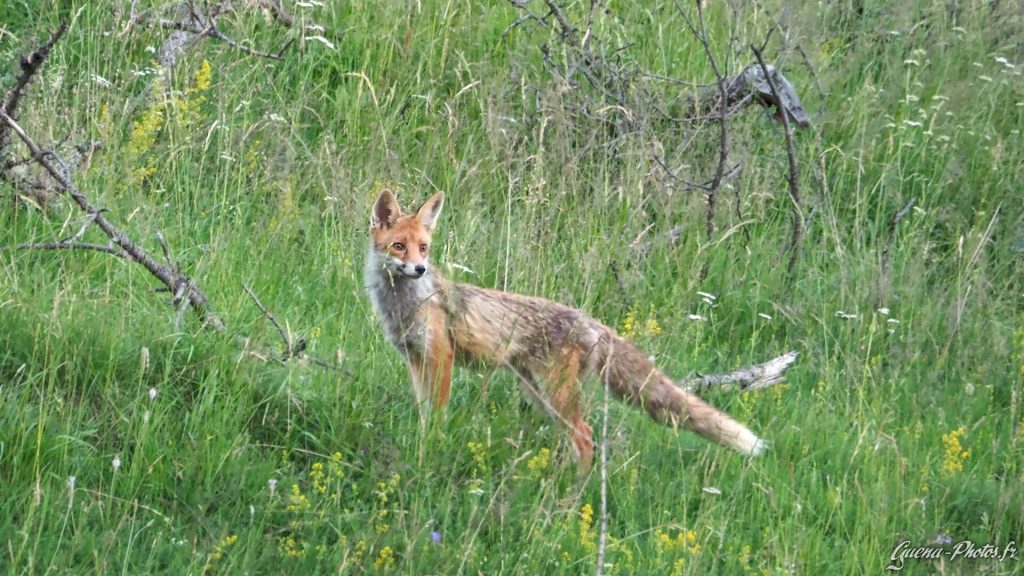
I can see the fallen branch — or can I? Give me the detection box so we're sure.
[2,108,226,328]
[678,351,798,393]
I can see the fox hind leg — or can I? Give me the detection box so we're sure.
[543,346,594,473]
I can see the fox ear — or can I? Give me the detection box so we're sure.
[372,189,401,229]
[416,192,445,229]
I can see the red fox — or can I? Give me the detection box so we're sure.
[365,189,765,472]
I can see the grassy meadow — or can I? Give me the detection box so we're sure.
[1,0,1022,573]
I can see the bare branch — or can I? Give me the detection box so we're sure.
[751,44,804,277]
[243,283,295,358]
[679,351,799,393]
[0,109,225,330]
[1,21,69,160]
[676,0,732,281]
[140,1,291,67]
[0,241,129,259]
[878,196,917,303]
[543,0,579,45]
[257,0,294,27]
[204,25,287,61]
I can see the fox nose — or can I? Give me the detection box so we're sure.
[414,264,426,276]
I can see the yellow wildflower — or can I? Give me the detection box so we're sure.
[188,59,212,94]
[287,483,310,512]
[579,503,596,553]
[526,447,550,476]
[329,451,346,479]
[206,533,238,565]
[940,426,969,476]
[310,461,328,494]
[467,441,488,476]
[374,546,396,570]
[353,539,367,561]
[278,535,305,558]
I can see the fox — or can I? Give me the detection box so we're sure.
[365,189,766,472]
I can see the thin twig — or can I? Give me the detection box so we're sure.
[750,43,803,277]
[878,196,917,303]
[608,260,632,310]
[0,241,129,259]
[543,0,579,45]
[678,0,732,281]
[155,229,176,270]
[243,283,294,357]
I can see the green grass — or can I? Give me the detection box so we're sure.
[1,0,1022,574]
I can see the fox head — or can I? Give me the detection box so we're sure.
[369,189,445,279]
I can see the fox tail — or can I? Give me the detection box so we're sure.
[596,332,766,456]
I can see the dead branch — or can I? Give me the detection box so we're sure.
[878,196,917,304]
[678,351,798,393]
[668,62,810,129]
[2,20,350,377]
[256,0,294,28]
[0,241,129,259]
[0,107,225,329]
[123,0,292,70]
[0,21,69,162]
[676,1,731,281]
[751,44,804,278]
[244,284,299,358]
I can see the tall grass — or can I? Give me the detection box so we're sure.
[1,0,1021,574]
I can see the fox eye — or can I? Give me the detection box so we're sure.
[419,244,428,254]
[392,242,405,251]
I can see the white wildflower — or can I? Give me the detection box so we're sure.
[305,35,335,49]
[995,56,1015,69]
